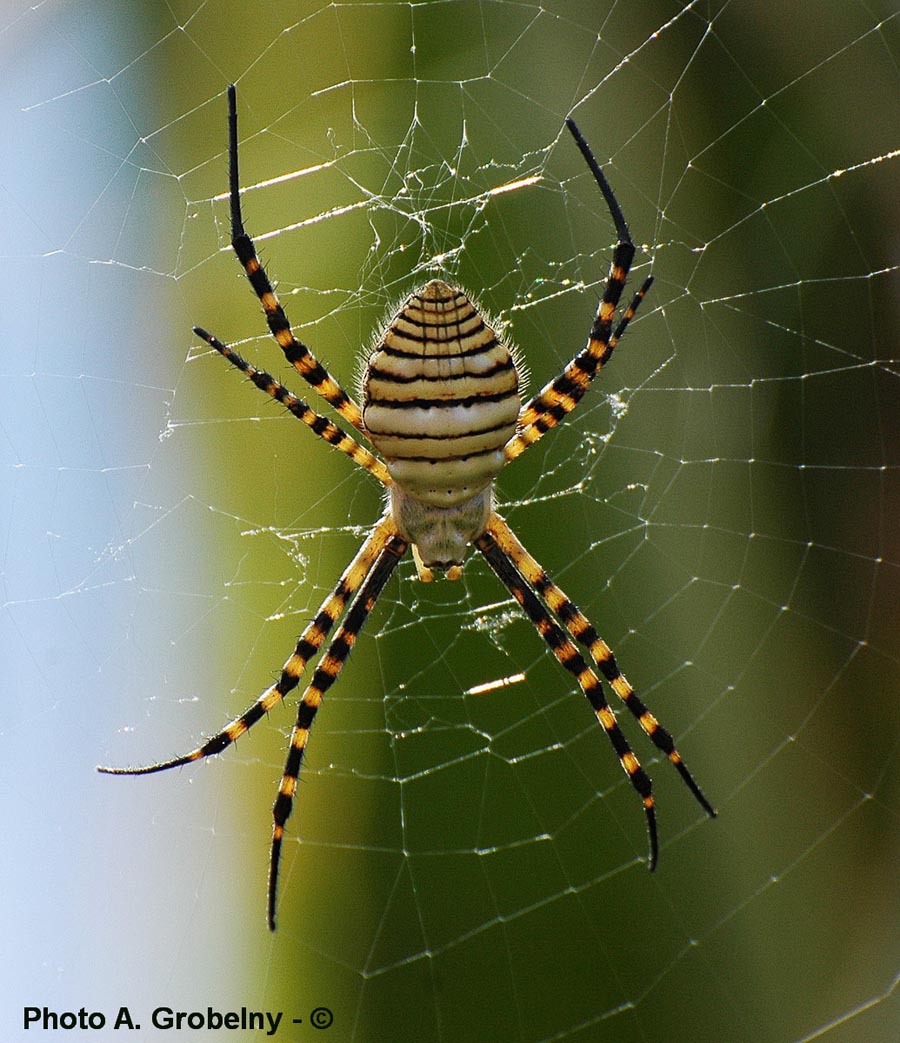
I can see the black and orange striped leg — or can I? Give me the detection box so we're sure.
[505,119,653,464]
[224,84,365,434]
[267,533,408,930]
[97,514,399,779]
[604,277,653,365]
[506,277,652,463]
[193,327,391,486]
[484,514,716,819]
[515,275,653,433]
[475,528,659,871]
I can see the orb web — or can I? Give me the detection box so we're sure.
[4,2,899,1041]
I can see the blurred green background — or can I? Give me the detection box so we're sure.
[3,1,898,1041]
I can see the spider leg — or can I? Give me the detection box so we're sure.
[267,533,408,930]
[484,514,716,818]
[508,278,652,462]
[194,327,391,486]
[224,84,366,434]
[97,514,399,777]
[505,119,653,464]
[475,527,659,871]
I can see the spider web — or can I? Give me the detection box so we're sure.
[4,1,899,1040]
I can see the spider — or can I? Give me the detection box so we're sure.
[99,85,716,931]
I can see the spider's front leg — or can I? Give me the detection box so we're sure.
[266,533,408,930]
[483,513,716,822]
[97,514,399,779]
[475,523,660,869]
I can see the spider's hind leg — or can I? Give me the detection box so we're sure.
[222,83,366,433]
[504,118,654,464]
[193,327,391,486]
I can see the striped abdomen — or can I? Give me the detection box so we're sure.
[363,279,520,507]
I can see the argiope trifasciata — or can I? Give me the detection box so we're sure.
[99,85,716,930]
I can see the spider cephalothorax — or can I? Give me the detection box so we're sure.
[99,85,715,931]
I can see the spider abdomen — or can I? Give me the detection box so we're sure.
[363,279,520,508]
